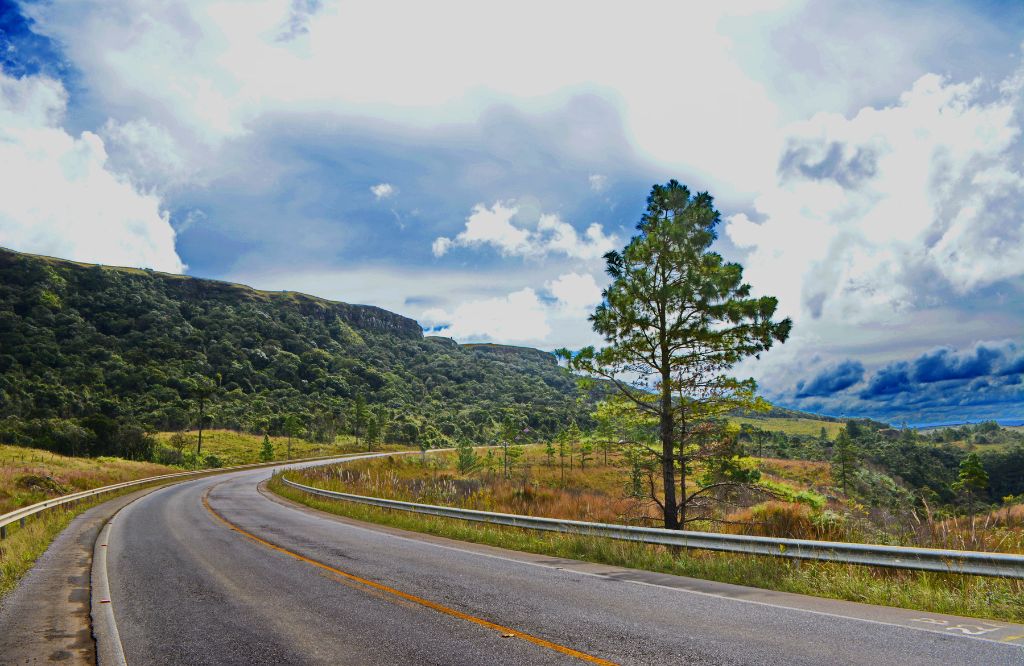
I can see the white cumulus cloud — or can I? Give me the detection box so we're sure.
[727,72,1024,326]
[0,69,183,273]
[546,272,602,316]
[422,287,551,343]
[371,182,396,199]
[100,117,192,191]
[433,202,616,260]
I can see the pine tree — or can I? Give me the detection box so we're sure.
[831,428,857,496]
[579,439,593,470]
[455,438,480,474]
[953,452,990,537]
[283,414,302,460]
[259,434,274,462]
[560,180,790,529]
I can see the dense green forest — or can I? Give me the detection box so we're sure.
[0,248,592,460]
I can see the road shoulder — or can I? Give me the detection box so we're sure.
[0,487,163,665]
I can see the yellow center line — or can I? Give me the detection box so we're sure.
[201,491,616,665]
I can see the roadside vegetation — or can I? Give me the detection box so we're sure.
[0,444,174,515]
[272,453,1024,623]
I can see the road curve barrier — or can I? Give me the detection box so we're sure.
[0,453,359,539]
[280,475,1024,579]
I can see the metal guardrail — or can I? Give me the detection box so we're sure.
[0,453,357,539]
[281,475,1024,579]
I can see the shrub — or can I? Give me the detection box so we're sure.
[153,445,185,466]
[731,501,816,539]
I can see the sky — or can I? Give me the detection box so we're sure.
[1,0,1023,425]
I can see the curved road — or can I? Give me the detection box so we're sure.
[97,458,1024,665]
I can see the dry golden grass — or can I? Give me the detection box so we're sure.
[921,504,1024,554]
[757,458,832,488]
[0,445,174,515]
[302,447,662,525]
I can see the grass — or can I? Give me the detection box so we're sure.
[152,429,403,467]
[269,473,1024,624]
[307,447,658,524]
[730,416,845,438]
[0,445,175,515]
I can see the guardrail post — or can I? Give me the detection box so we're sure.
[19,517,26,528]
[1,525,6,539]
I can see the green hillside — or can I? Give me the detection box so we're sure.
[0,248,591,459]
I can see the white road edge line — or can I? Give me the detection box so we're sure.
[91,516,128,666]
[261,477,1024,650]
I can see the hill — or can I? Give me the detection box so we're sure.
[0,248,590,459]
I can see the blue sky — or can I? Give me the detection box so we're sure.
[1,0,1023,425]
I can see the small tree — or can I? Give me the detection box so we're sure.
[623,441,649,498]
[456,438,480,474]
[484,449,498,478]
[953,452,990,537]
[419,425,442,465]
[544,439,556,467]
[351,394,367,447]
[579,439,593,470]
[418,433,430,465]
[499,412,526,479]
[831,428,857,496]
[506,444,525,478]
[259,434,275,462]
[556,429,568,483]
[169,431,189,454]
[188,375,217,456]
[283,414,303,460]
[366,416,381,452]
[564,420,581,471]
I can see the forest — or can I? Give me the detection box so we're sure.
[0,248,592,460]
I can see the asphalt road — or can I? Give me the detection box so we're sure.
[98,457,1024,665]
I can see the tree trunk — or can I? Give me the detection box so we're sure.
[660,372,678,530]
[197,396,204,456]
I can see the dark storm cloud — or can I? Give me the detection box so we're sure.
[858,362,913,399]
[776,339,1024,424]
[795,359,864,397]
[912,344,1001,383]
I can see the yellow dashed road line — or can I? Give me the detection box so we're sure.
[202,491,617,665]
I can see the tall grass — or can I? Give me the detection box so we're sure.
[0,445,175,514]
